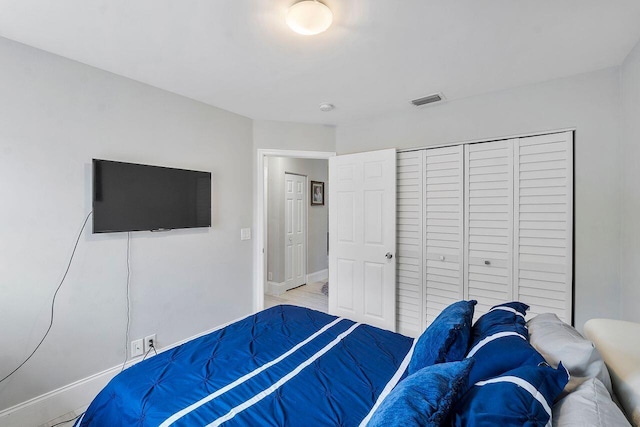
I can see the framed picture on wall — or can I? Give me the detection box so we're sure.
[311,181,324,206]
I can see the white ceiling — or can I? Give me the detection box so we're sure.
[1,0,640,125]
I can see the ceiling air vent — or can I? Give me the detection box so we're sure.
[411,93,444,107]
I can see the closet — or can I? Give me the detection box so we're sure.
[396,131,573,337]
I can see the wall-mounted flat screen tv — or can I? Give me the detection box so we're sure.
[92,159,211,233]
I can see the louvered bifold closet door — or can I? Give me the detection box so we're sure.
[425,146,464,326]
[514,132,573,322]
[396,151,424,337]
[464,140,514,318]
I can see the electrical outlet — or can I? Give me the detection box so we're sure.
[144,334,157,354]
[268,272,273,281]
[131,339,144,357]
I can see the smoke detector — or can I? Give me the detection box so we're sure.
[411,93,445,107]
[319,102,335,112]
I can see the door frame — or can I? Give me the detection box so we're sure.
[255,149,336,312]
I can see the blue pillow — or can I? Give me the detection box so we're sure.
[369,359,474,427]
[452,362,570,427]
[408,300,477,374]
[466,334,546,385]
[470,301,530,347]
[465,301,545,384]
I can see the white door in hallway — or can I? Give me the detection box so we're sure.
[284,173,307,290]
[329,149,397,331]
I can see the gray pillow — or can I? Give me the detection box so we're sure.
[527,313,612,395]
[552,378,631,426]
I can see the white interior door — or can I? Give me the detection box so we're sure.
[284,173,306,290]
[329,149,396,331]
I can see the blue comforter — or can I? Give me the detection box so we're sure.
[76,305,414,426]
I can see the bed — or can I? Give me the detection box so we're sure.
[75,305,414,426]
[76,303,640,426]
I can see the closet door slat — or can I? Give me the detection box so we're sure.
[465,140,514,319]
[514,131,573,323]
[425,146,464,326]
[396,151,424,337]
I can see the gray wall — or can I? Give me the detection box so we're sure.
[267,157,328,284]
[620,38,640,323]
[0,37,255,410]
[337,67,623,330]
[253,120,336,152]
[0,38,338,412]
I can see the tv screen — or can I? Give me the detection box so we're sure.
[92,159,211,233]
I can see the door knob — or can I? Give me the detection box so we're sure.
[385,252,393,259]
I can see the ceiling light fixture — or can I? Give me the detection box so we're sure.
[287,1,333,36]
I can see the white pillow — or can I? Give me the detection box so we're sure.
[527,313,613,395]
[552,378,631,426]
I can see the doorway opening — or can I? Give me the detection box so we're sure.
[255,149,335,313]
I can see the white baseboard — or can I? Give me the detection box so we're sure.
[0,363,120,427]
[266,269,327,297]
[266,281,286,296]
[0,311,255,427]
[307,268,328,284]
